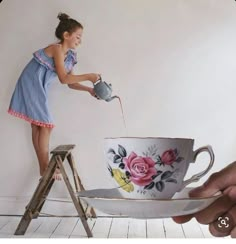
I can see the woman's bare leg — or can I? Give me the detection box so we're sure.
[31,124,40,167]
[38,126,51,176]
[31,124,61,180]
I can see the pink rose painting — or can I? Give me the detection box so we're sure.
[161,149,176,165]
[159,149,184,167]
[123,152,156,186]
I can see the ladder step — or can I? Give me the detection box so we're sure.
[50,144,75,155]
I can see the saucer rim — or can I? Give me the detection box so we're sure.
[78,187,222,202]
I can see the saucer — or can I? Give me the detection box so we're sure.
[78,187,222,219]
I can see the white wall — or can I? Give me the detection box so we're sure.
[1,0,236,214]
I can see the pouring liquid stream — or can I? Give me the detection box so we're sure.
[93,78,127,135]
[117,96,127,136]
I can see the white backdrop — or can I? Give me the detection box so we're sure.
[1,0,236,214]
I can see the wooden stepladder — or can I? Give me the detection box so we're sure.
[14,144,96,237]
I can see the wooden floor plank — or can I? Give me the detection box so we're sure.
[0,234,13,238]
[0,217,29,236]
[181,219,204,238]
[163,218,185,238]
[128,218,146,238]
[0,217,11,230]
[30,217,62,238]
[199,224,217,238]
[108,218,129,238]
[0,217,19,235]
[14,218,44,238]
[23,217,44,237]
[50,234,70,238]
[70,218,96,238]
[91,217,112,238]
[0,216,43,237]
[50,217,78,238]
[147,219,165,238]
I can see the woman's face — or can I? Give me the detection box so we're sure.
[64,27,83,49]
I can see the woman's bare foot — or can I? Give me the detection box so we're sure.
[40,167,62,181]
[53,168,62,181]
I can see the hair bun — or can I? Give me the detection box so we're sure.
[57,12,70,21]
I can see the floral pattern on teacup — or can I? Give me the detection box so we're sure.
[107,144,185,193]
[143,145,184,168]
[124,152,156,186]
[107,165,134,192]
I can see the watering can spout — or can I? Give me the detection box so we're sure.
[105,95,119,102]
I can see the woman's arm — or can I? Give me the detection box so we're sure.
[68,72,96,96]
[68,83,91,92]
[53,45,99,84]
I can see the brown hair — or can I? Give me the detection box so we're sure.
[55,13,83,41]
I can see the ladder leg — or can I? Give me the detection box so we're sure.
[67,153,96,218]
[55,155,93,238]
[14,156,57,235]
[67,153,84,191]
[32,178,55,218]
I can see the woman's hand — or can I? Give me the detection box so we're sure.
[172,161,236,238]
[87,73,101,83]
[87,87,99,99]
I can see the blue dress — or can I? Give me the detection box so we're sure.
[8,46,77,128]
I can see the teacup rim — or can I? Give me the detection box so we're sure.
[104,137,194,141]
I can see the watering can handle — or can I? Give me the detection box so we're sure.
[98,75,102,81]
[94,76,102,85]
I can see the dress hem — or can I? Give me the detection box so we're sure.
[8,109,55,128]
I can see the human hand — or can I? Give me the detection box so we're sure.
[87,73,101,83]
[87,87,100,99]
[172,161,236,238]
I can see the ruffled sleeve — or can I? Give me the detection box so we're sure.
[66,50,77,72]
[70,50,77,66]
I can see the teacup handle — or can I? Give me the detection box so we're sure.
[181,145,214,189]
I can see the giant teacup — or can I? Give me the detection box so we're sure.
[104,137,214,199]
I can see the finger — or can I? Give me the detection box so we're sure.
[209,204,236,237]
[193,195,235,224]
[189,174,222,198]
[223,185,236,201]
[189,164,236,198]
[172,215,193,224]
